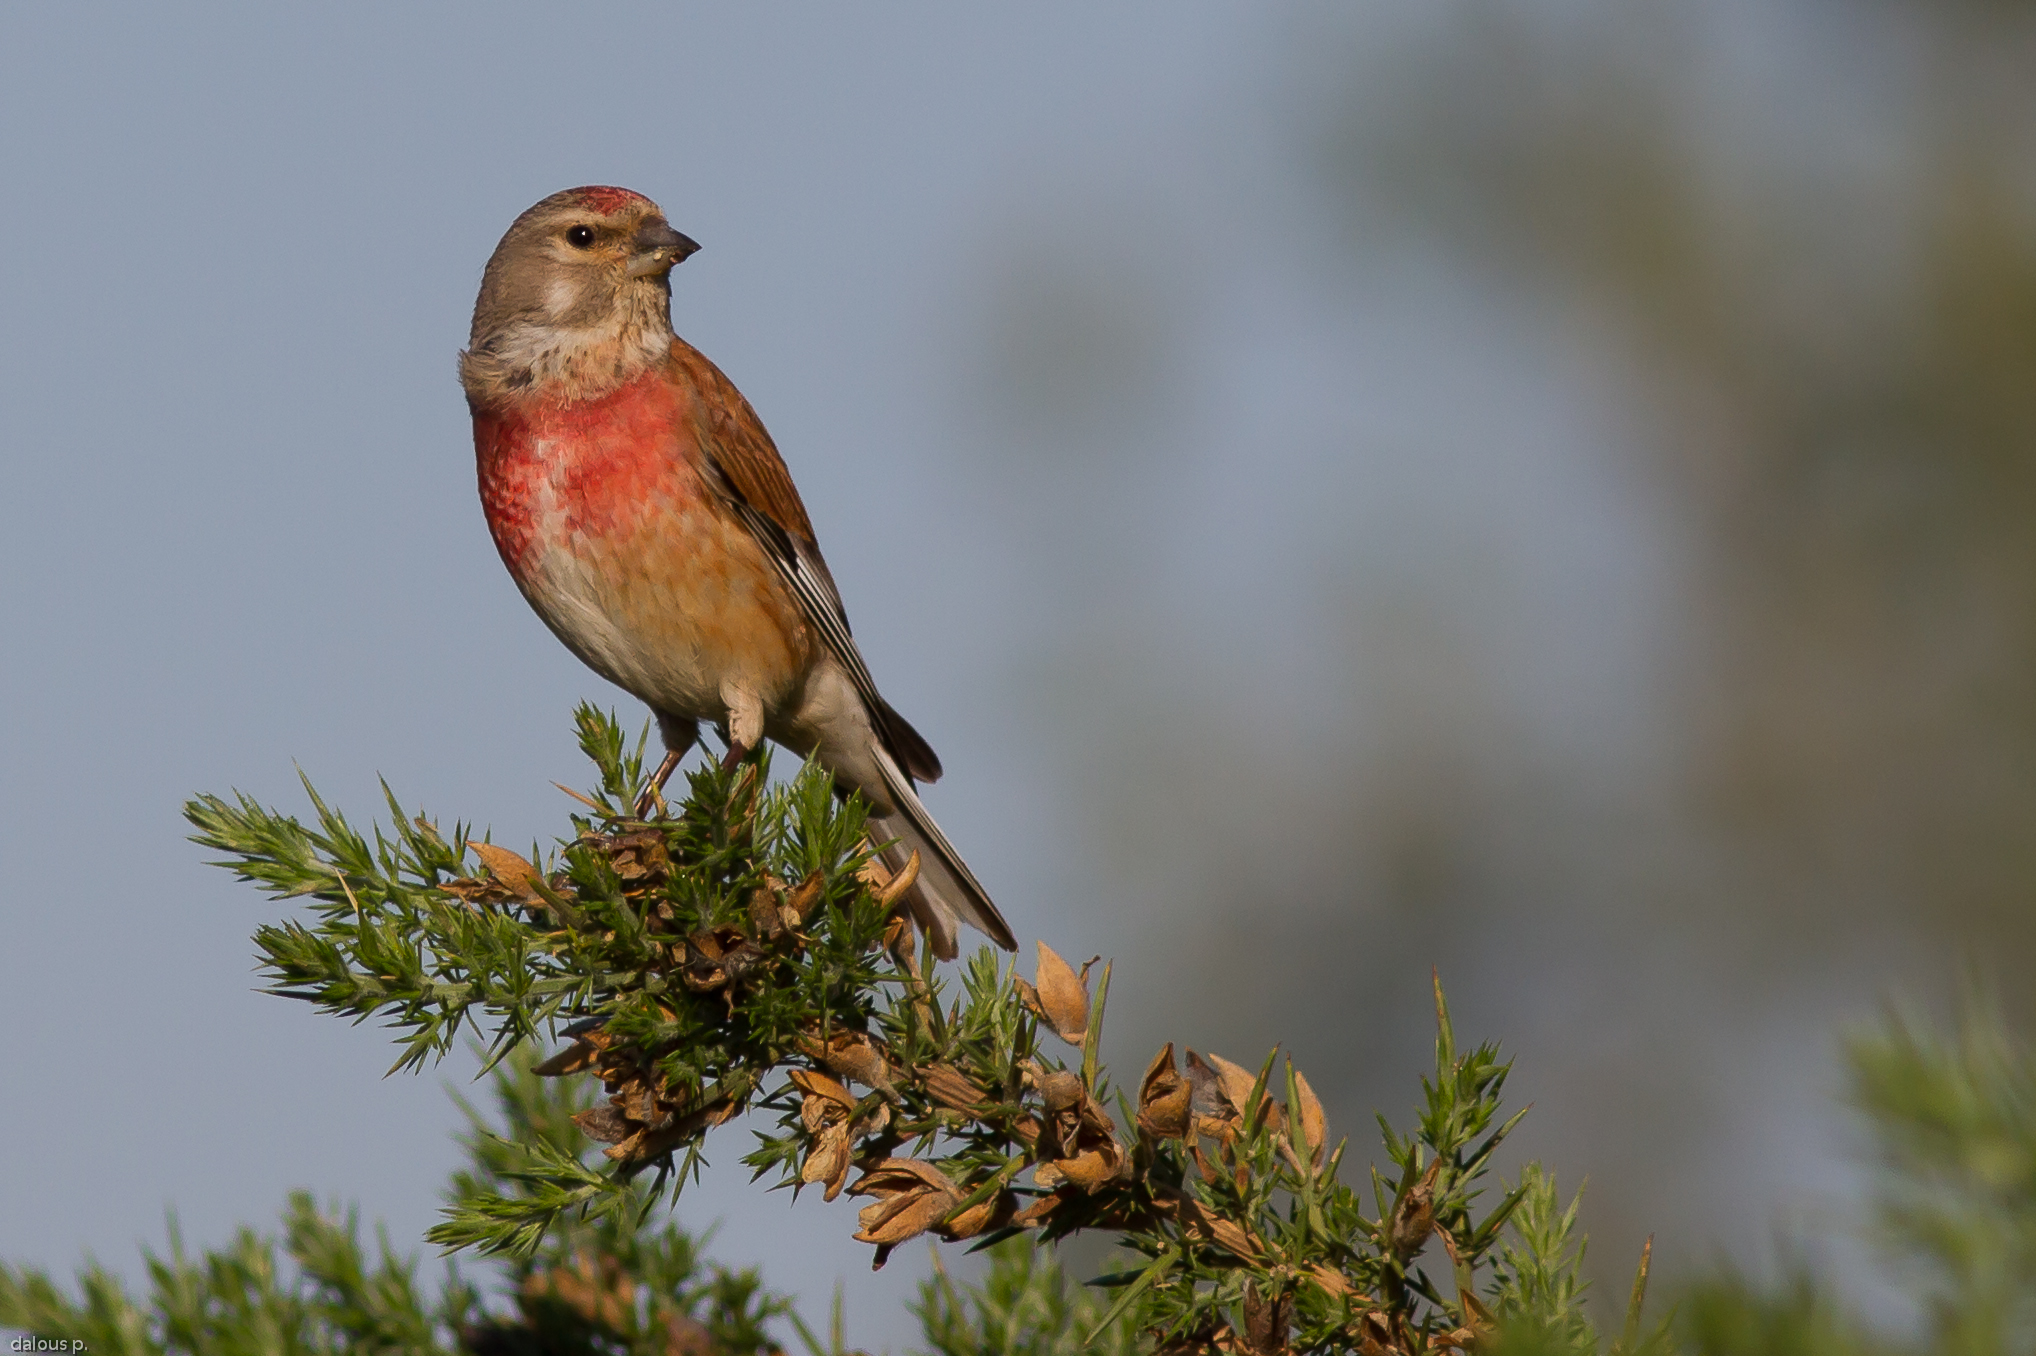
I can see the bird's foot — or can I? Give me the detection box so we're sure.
[719,739,750,773]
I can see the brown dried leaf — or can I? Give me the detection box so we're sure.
[437,876,505,905]
[781,870,827,927]
[798,1032,897,1094]
[882,912,918,972]
[922,1063,988,1114]
[1078,1091,1118,1139]
[604,1097,739,1167]
[800,1123,853,1201]
[1459,1290,1494,1327]
[851,1157,957,1195]
[1306,1264,1356,1300]
[681,926,763,992]
[1052,1145,1125,1192]
[1010,1192,1063,1227]
[1037,1069,1085,1114]
[572,1104,632,1144]
[533,1037,600,1078]
[598,830,672,885]
[789,1068,857,1112]
[1138,1043,1192,1141]
[792,1070,880,1202]
[1031,1069,1129,1195]
[614,1081,660,1119]
[1389,1158,1444,1257]
[874,851,921,909]
[1242,1282,1292,1356]
[848,1158,962,1248]
[468,842,543,899]
[1031,942,1091,1044]
[747,882,787,940]
[856,1188,953,1247]
[1176,1196,1260,1261]
[1291,1067,1327,1170]
[940,1189,1015,1241]
[1204,1052,1283,1132]
[660,1313,718,1356]
[522,1253,634,1332]
[1184,1049,1233,1121]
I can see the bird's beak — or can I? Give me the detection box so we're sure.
[626,219,701,278]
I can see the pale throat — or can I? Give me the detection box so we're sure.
[463,292,673,407]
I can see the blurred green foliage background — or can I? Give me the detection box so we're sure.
[960,0,2036,1326]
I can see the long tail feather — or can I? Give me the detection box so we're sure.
[869,747,1016,958]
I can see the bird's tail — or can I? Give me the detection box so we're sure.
[868,746,1016,960]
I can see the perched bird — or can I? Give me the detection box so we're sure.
[461,186,1014,958]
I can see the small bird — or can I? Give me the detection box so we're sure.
[461,186,1015,959]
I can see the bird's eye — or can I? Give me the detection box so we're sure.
[565,225,596,249]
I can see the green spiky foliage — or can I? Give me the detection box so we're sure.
[0,1201,466,1356]
[450,1055,794,1356]
[172,704,1650,1354]
[910,1236,1143,1356]
[1683,992,2036,1356]
[1484,1167,1598,1356]
[0,1051,789,1356]
[184,706,888,1251]
[12,706,2029,1355]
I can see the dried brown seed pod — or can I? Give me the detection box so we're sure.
[1242,1281,1293,1356]
[1138,1042,1192,1141]
[468,841,544,899]
[1290,1066,1328,1171]
[780,869,827,927]
[797,1031,898,1094]
[873,850,922,909]
[1030,942,1091,1045]
[921,1063,989,1114]
[1388,1157,1444,1258]
[849,1158,963,1253]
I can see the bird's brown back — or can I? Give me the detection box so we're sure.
[667,339,818,546]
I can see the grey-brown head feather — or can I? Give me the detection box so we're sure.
[460,187,689,409]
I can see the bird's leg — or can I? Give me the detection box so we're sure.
[719,681,765,772]
[635,712,698,818]
[636,752,682,818]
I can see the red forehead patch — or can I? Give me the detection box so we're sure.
[566,185,652,215]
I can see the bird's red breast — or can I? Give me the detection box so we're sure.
[472,354,814,718]
[474,364,692,580]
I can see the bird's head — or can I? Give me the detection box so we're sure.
[462,186,701,407]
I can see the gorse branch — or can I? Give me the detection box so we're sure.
[187,704,1655,1355]
[0,1052,794,1356]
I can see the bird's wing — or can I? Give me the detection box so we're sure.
[670,339,943,783]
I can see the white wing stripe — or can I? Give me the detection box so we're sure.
[730,501,893,731]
